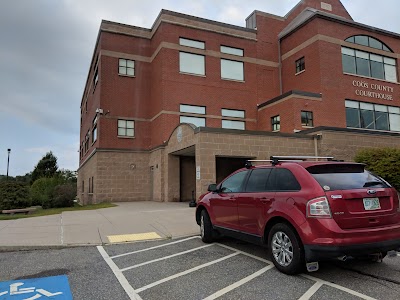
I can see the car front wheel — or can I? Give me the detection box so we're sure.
[268,223,304,275]
[200,210,214,243]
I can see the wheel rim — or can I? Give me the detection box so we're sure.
[200,215,204,238]
[272,231,294,267]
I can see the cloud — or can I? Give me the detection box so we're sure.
[0,0,399,176]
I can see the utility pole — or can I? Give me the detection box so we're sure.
[6,149,11,180]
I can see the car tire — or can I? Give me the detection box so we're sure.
[200,210,214,243]
[268,223,305,275]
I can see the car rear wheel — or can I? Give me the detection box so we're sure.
[200,210,214,243]
[268,223,304,275]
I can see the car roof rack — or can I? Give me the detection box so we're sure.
[245,156,335,168]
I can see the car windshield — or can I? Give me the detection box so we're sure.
[306,164,389,191]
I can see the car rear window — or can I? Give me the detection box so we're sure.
[306,164,389,191]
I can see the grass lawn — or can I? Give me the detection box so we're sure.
[0,202,117,220]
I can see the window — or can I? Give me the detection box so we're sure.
[221,46,244,57]
[94,68,98,86]
[245,168,272,192]
[221,109,245,130]
[271,115,280,131]
[221,59,244,81]
[345,35,392,52]
[89,176,94,193]
[307,164,388,191]
[179,38,205,49]
[180,104,206,127]
[180,104,205,115]
[92,126,97,143]
[179,52,205,76]
[119,59,135,76]
[118,119,135,137]
[92,116,98,143]
[295,57,305,73]
[271,169,301,191]
[82,181,84,193]
[345,100,400,132]
[341,47,397,82]
[220,171,249,193]
[180,116,205,127]
[179,38,206,76]
[221,109,245,118]
[301,111,313,127]
[84,131,90,152]
[221,120,245,130]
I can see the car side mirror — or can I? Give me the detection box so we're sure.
[208,184,218,192]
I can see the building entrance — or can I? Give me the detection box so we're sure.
[215,156,252,184]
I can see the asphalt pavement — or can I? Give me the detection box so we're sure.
[0,202,199,249]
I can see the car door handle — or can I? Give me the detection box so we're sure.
[261,198,273,203]
[229,196,236,200]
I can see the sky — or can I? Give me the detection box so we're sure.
[0,0,399,176]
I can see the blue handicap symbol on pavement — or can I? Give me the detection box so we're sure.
[0,275,72,300]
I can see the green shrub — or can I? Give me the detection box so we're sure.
[51,184,77,208]
[0,181,31,210]
[354,147,400,191]
[30,177,65,208]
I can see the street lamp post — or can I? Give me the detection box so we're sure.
[6,149,11,180]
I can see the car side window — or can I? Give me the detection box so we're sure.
[245,168,273,192]
[220,171,248,193]
[271,168,301,191]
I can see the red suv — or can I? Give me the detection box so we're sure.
[195,156,400,274]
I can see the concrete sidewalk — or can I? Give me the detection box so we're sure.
[0,202,199,249]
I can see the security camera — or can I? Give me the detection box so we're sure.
[96,108,104,114]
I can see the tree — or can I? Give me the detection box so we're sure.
[354,147,400,191]
[31,152,58,184]
[57,169,77,184]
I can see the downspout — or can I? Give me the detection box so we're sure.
[313,133,322,157]
[278,38,283,95]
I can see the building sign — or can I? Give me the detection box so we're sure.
[352,80,394,100]
[196,166,201,180]
[0,275,73,299]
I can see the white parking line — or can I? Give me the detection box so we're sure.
[97,246,143,300]
[301,275,377,300]
[217,243,377,300]
[121,244,214,272]
[298,282,323,300]
[202,265,275,300]
[135,252,240,293]
[110,236,200,259]
[216,243,272,264]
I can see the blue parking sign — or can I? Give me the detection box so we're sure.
[0,275,72,299]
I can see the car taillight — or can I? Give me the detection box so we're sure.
[307,197,332,218]
[397,192,400,212]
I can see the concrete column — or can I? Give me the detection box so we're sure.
[164,154,180,202]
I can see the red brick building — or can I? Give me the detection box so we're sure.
[78,0,400,204]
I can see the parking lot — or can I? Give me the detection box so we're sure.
[99,236,400,300]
